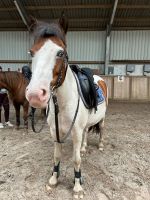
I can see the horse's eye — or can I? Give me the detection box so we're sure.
[57,50,64,58]
[28,50,34,57]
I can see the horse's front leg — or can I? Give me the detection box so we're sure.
[13,103,20,129]
[49,142,62,187]
[73,130,85,198]
[23,102,29,130]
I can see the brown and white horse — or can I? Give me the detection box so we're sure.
[26,15,108,198]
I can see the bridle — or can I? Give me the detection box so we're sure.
[51,49,69,89]
[48,49,80,143]
[32,48,80,144]
[31,49,68,133]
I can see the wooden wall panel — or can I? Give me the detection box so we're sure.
[131,77,148,100]
[113,77,130,100]
[101,76,150,101]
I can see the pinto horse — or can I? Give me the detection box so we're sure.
[0,71,29,129]
[26,15,108,198]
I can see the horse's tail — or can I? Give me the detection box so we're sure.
[89,123,100,135]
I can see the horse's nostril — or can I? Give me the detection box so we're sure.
[42,89,47,96]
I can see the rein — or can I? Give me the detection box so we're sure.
[50,88,80,143]
[30,108,48,133]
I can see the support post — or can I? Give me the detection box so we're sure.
[105,26,110,75]
[104,0,118,75]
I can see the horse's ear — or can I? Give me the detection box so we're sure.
[59,12,68,34]
[29,15,38,32]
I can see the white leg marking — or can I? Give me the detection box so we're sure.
[99,120,105,151]
[73,131,85,199]
[49,143,62,186]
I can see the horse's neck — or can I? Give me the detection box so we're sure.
[56,65,78,106]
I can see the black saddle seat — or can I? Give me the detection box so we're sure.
[70,65,97,110]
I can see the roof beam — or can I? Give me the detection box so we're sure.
[1,17,150,24]
[118,4,150,9]
[115,17,150,22]
[0,4,112,11]
[1,4,150,12]
[13,0,30,30]
[0,27,150,31]
[107,0,118,36]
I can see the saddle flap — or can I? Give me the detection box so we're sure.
[70,65,98,110]
[77,72,91,104]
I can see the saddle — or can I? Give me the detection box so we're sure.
[70,65,98,110]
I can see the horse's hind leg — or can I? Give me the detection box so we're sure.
[99,119,105,151]
[49,142,62,187]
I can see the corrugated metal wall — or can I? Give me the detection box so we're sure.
[0,31,31,60]
[110,30,150,60]
[67,31,105,61]
[0,31,105,71]
[0,30,150,72]
[0,31,105,61]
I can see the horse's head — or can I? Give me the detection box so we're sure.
[26,14,68,108]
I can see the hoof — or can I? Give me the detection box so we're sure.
[73,190,86,199]
[46,184,52,191]
[99,147,104,151]
[99,143,104,151]
[45,184,53,194]
[16,126,19,130]
[25,128,28,134]
[48,173,58,187]
[80,147,86,154]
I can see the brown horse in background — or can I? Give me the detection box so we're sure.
[0,71,29,129]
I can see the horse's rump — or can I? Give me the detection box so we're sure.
[94,75,108,106]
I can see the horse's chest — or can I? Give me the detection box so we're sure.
[47,103,75,133]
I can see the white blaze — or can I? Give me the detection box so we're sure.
[28,39,63,93]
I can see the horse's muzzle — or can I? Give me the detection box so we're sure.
[26,88,48,108]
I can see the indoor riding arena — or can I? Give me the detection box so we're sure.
[0,1,150,200]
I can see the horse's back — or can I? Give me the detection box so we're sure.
[93,75,108,105]
[2,71,28,104]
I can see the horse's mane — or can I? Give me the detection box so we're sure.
[32,20,66,45]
